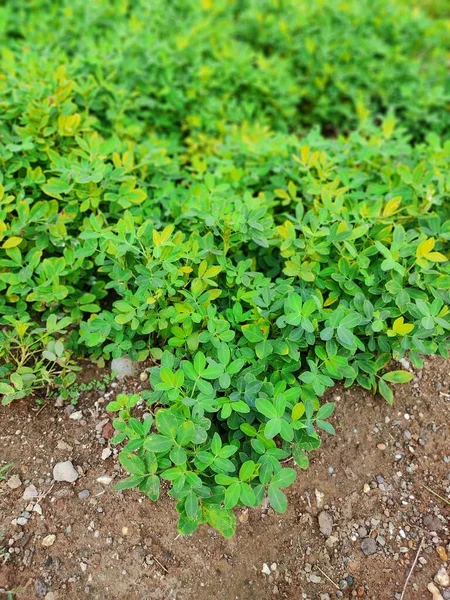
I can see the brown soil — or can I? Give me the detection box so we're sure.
[0,357,449,600]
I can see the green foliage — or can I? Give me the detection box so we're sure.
[0,0,449,535]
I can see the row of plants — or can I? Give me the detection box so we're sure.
[0,0,449,536]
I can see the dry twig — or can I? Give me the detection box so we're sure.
[399,536,425,600]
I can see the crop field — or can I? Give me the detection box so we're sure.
[0,1,449,599]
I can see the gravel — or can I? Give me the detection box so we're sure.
[318,511,333,537]
[360,537,378,556]
[53,460,79,483]
[6,474,22,489]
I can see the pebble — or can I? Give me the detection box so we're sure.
[42,534,56,547]
[360,538,377,556]
[23,484,39,500]
[377,443,386,450]
[318,511,333,537]
[262,563,271,575]
[435,567,450,588]
[34,578,47,597]
[437,546,448,561]
[140,371,148,382]
[428,582,444,600]
[7,474,22,489]
[53,460,79,483]
[69,410,83,420]
[17,517,28,526]
[97,475,113,485]
[326,535,339,547]
[101,448,112,460]
[424,514,443,532]
[78,489,90,500]
[111,356,139,379]
[57,440,73,451]
[310,574,322,584]
[45,594,56,600]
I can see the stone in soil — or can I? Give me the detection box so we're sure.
[34,578,47,597]
[78,489,90,500]
[435,567,450,588]
[428,582,445,600]
[318,511,333,537]
[22,484,38,500]
[6,474,22,489]
[360,537,377,556]
[53,460,79,483]
[42,534,56,547]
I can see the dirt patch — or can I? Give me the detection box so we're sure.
[1,358,449,600]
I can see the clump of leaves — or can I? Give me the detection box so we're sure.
[0,0,449,537]
[0,315,77,405]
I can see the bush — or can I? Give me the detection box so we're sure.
[0,0,449,535]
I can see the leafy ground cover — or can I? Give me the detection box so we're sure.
[0,0,449,537]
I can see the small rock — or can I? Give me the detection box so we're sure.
[310,574,322,584]
[101,422,115,440]
[78,489,90,500]
[57,440,73,451]
[377,443,386,450]
[363,483,371,494]
[23,484,38,500]
[262,563,271,576]
[399,357,411,370]
[358,527,368,538]
[140,371,148,382]
[45,593,56,600]
[35,578,47,597]
[42,534,56,548]
[326,535,339,548]
[361,538,377,556]
[17,517,28,526]
[101,448,112,460]
[435,567,450,588]
[34,504,43,515]
[7,474,22,489]
[424,515,443,532]
[315,489,325,508]
[53,461,78,483]
[69,410,83,421]
[111,356,139,379]
[428,582,444,600]
[318,511,333,537]
[97,475,113,485]
[437,546,448,561]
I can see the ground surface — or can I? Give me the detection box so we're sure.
[1,357,449,600]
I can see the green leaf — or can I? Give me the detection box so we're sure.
[185,490,199,518]
[268,485,288,513]
[381,370,414,383]
[143,434,174,453]
[115,475,144,491]
[255,398,278,419]
[316,402,335,420]
[292,445,309,469]
[271,468,297,488]
[378,379,394,405]
[264,418,281,439]
[224,482,241,509]
[203,504,236,538]
[119,451,146,476]
[239,460,256,481]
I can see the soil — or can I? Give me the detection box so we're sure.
[1,357,449,600]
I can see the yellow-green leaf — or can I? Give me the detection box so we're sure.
[2,236,22,249]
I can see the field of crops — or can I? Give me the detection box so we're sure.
[0,0,449,543]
